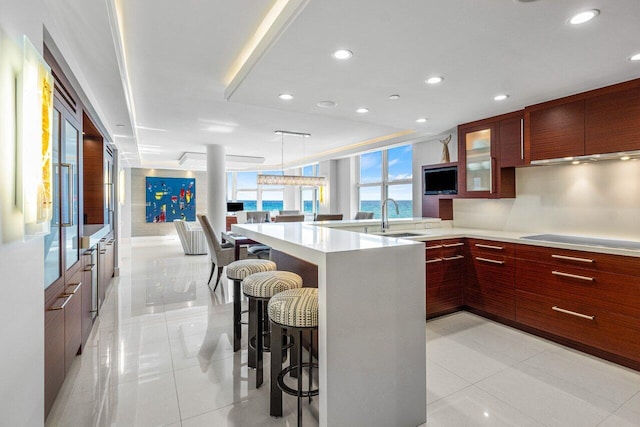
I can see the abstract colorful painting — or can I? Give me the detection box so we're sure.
[145,177,196,222]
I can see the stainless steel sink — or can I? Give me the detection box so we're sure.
[379,232,425,238]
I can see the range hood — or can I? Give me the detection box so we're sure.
[530,149,640,166]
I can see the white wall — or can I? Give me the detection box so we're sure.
[128,168,208,237]
[0,1,48,424]
[454,160,640,240]
[335,157,357,219]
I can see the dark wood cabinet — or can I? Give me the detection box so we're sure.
[525,78,640,162]
[457,111,520,199]
[499,115,525,167]
[585,85,640,155]
[464,239,515,320]
[98,236,115,308]
[528,100,585,161]
[81,248,97,347]
[63,275,83,375]
[515,244,640,367]
[44,297,66,417]
[426,239,464,318]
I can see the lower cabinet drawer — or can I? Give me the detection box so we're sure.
[464,287,515,320]
[516,260,640,317]
[516,290,640,362]
[427,280,463,316]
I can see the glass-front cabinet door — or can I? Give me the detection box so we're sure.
[44,109,62,288]
[44,103,81,288]
[459,123,496,197]
[465,128,492,192]
[62,119,80,269]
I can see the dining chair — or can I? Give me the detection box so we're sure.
[354,211,374,220]
[274,214,305,222]
[315,213,343,221]
[279,210,300,215]
[197,214,235,291]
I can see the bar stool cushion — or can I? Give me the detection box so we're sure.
[268,288,318,328]
[226,259,277,280]
[242,271,303,298]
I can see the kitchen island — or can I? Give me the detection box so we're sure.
[233,222,426,427]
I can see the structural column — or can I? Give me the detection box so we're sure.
[206,144,226,235]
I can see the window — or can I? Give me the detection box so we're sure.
[260,170,284,214]
[300,164,319,214]
[227,170,285,214]
[357,145,413,218]
[235,171,258,210]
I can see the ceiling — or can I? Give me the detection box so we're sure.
[45,0,640,171]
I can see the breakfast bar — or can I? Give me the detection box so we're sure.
[233,222,426,427]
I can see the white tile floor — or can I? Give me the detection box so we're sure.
[46,237,640,427]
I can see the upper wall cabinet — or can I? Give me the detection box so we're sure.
[585,84,640,155]
[528,100,584,161]
[525,79,640,161]
[458,111,521,198]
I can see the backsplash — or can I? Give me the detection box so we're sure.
[453,160,640,240]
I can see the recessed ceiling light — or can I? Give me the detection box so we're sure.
[425,76,444,84]
[568,9,599,25]
[317,100,337,108]
[494,94,509,101]
[571,161,580,165]
[332,49,353,60]
[416,118,428,123]
[356,108,369,114]
[621,156,631,161]
[629,53,640,61]
[278,93,294,100]
[389,94,400,100]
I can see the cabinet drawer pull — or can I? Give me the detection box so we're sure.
[475,243,503,250]
[100,250,107,254]
[552,306,595,320]
[425,258,443,264]
[65,282,82,294]
[48,294,73,311]
[443,242,464,248]
[551,271,594,282]
[426,245,442,250]
[84,264,96,271]
[551,254,594,263]
[476,256,505,265]
[443,255,464,261]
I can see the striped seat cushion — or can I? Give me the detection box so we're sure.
[268,288,318,328]
[226,259,277,280]
[242,271,303,298]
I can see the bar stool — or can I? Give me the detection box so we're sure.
[242,271,303,388]
[268,288,319,426]
[226,259,277,352]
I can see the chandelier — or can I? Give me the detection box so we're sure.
[256,130,326,186]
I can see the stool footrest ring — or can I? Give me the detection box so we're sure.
[277,363,320,398]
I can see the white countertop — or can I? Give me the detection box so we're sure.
[386,227,640,258]
[233,222,422,256]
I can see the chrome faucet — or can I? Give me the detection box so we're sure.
[381,198,399,233]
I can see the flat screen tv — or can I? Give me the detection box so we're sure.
[424,166,458,195]
[226,202,244,212]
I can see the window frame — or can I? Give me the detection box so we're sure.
[356,145,413,216]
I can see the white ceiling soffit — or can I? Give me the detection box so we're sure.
[42,0,640,170]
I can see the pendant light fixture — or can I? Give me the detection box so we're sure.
[257,131,326,186]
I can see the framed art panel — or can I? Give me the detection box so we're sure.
[145,176,196,222]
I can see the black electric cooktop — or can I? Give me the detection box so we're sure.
[521,234,640,251]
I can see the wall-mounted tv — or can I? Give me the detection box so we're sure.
[227,202,244,212]
[424,166,458,195]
